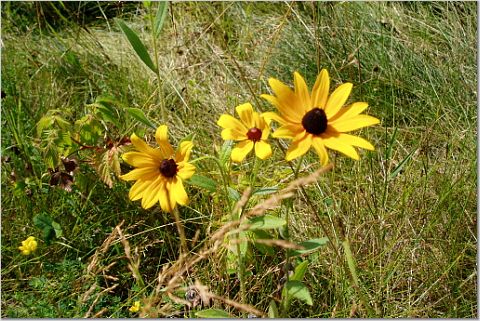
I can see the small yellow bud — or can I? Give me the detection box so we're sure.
[18,236,37,255]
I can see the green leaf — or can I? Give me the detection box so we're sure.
[290,260,308,281]
[33,213,53,230]
[227,186,240,202]
[268,299,279,318]
[186,174,217,192]
[249,229,275,255]
[289,237,329,257]
[154,1,168,38]
[285,280,313,306]
[125,107,157,129]
[36,115,55,137]
[116,19,158,74]
[252,186,279,196]
[33,213,62,245]
[195,309,231,318]
[247,214,286,230]
[51,221,63,238]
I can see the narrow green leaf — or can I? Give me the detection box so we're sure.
[195,308,232,318]
[388,148,416,180]
[218,140,233,168]
[186,174,217,192]
[289,237,329,257]
[268,300,279,318]
[386,126,398,160]
[154,1,168,38]
[247,214,286,230]
[116,19,157,74]
[285,280,313,306]
[290,260,308,281]
[125,107,157,129]
[252,186,279,196]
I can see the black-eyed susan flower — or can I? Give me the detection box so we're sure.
[120,125,195,213]
[129,300,141,313]
[262,70,380,165]
[19,236,37,255]
[217,103,272,163]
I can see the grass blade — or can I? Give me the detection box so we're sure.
[154,1,168,38]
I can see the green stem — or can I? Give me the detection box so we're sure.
[172,207,188,254]
[149,4,166,123]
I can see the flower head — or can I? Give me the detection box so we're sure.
[19,236,37,255]
[262,70,380,165]
[129,300,141,313]
[120,125,195,213]
[217,103,272,162]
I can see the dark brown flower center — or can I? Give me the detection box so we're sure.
[159,159,178,178]
[247,127,262,142]
[302,108,328,135]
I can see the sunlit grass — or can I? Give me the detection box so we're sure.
[1,1,477,318]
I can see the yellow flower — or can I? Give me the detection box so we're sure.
[261,70,380,165]
[120,125,195,213]
[217,103,272,162]
[19,236,37,255]
[129,300,141,313]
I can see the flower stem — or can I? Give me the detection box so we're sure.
[172,207,188,254]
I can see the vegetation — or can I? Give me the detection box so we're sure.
[1,1,477,318]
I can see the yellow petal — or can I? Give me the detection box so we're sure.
[129,179,152,201]
[335,133,375,150]
[329,102,369,123]
[221,128,246,141]
[272,124,303,139]
[294,71,312,110]
[285,132,312,161]
[155,125,175,158]
[329,115,380,132]
[122,152,158,168]
[311,137,329,166]
[141,176,163,209]
[236,103,255,128]
[231,140,254,163]
[177,162,196,180]
[261,111,287,125]
[323,136,360,160]
[311,69,330,109]
[254,141,272,160]
[264,78,304,122]
[130,133,162,159]
[217,114,248,133]
[324,83,353,118]
[167,180,177,211]
[158,181,173,213]
[120,167,159,181]
[175,141,194,163]
[172,177,188,206]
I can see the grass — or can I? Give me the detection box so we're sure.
[1,1,477,318]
